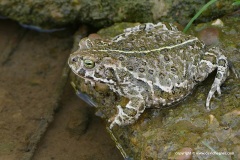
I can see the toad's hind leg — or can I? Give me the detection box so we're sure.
[195,47,229,110]
[109,98,145,129]
[206,54,228,109]
[202,47,229,109]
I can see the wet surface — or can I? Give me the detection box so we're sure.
[33,83,122,160]
[0,19,122,160]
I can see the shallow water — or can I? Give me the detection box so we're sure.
[0,19,122,160]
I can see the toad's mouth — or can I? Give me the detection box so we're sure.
[70,68,95,82]
[71,67,116,85]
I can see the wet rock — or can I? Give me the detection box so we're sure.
[234,145,240,159]
[66,107,90,136]
[0,0,237,29]
[0,88,11,112]
[69,15,240,159]
[168,147,193,160]
[221,110,240,129]
[198,27,220,45]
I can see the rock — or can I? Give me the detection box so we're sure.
[69,14,240,159]
[66,107,90,136]
[198,27,220,45]
[0,0,237,29]
[168,147,193,160]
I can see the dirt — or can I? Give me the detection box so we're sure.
[0,19,122,160]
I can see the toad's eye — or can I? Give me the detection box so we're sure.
[83,59,95,69]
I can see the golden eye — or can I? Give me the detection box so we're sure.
[83,59,95,69]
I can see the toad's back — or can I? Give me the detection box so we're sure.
[88,23,205,106]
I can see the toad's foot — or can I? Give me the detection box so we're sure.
[206,54,228,109]
[109,99,145,129]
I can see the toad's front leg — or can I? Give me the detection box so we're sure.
[109,98,145,129]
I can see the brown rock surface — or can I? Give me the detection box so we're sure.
[0,19,122,160]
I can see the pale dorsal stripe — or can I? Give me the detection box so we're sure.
[92,38,198,54]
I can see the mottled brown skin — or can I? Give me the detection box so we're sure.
[68,22,229,129]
